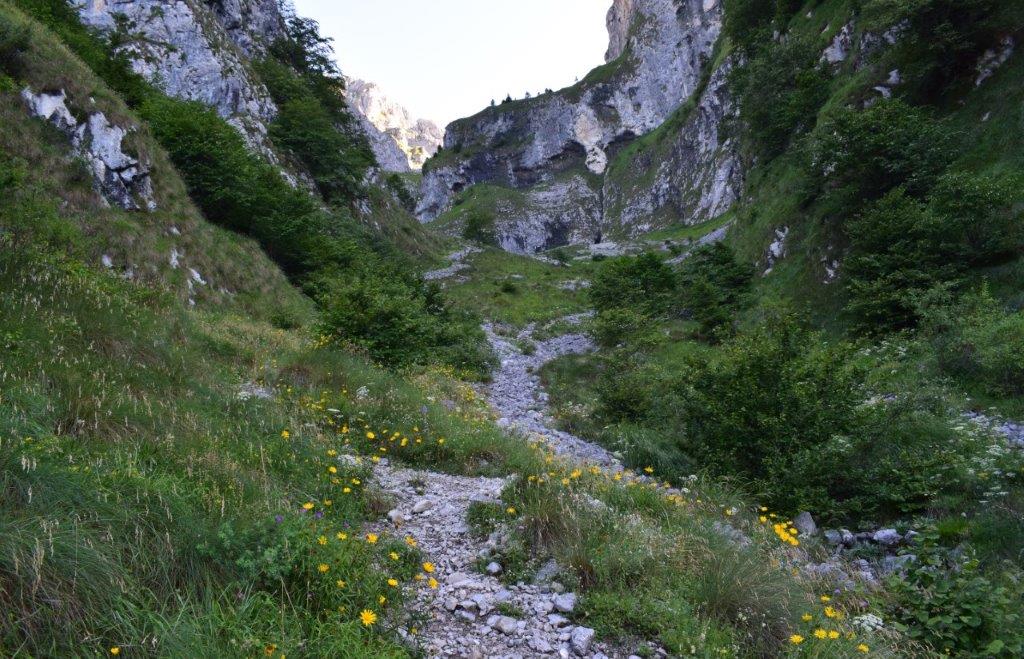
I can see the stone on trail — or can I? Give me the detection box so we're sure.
[571,626,596,655]
[485,561,503,576]
[554,592,577,613]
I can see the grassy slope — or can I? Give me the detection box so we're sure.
[0,2,309,324]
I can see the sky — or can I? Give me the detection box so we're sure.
[291,0,610,128]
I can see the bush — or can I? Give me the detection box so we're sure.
[732,35,830,160]
[463,208,496,245]
[591,308,658,349]
[257,52,372,204]
[808,100,952,217]
[723,0,802,52]
[922,288,1024,397]
[590,253,677,317]
[0,13,29,77]
[883,528,1024,656]
[679,315,864,511]
[141,96,355,278]
[316,268,493,377]
[845,173,1022,334]
[678,243,754,341]
[844,189,955,332]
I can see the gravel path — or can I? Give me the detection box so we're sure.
[367,315,646,658]
[423,247,482,282]
[482,315,621,470]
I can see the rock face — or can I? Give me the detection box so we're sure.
[418,0,741,253]
[602,58,742,236]
[22,88,156,211]
[76,0,281,156]
[345,78,443,171]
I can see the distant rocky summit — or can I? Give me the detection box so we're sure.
[418,0,740,253]
[346,78,443,172]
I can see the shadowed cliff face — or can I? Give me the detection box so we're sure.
[418,0,742,255]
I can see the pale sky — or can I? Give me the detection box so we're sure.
[291,0,610,128]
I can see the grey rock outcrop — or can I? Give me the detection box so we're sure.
[22,88,156,211]
[76,0,280,157]
[602,57,742,237]
[346,78,443,171]
[419,0,726,227]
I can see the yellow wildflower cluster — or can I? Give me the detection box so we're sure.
[789,600,869,654]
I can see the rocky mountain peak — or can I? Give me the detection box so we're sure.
[605,0,636,62]
[346,78,443,171]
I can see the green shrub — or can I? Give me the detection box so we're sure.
[316,269,493,377]
[845,173,1022,334]
[679,314,864,510]
[732,35,830,160]
[463,208,496,245]
[0,12,29,77]
[844,188,955,332]
[590,253,677,316]
[922,288,1024,397]
[678,243,754,341]
[883,528,1024,656]
[257,50,372,204]
[808,99,952,217]
[591,308,658,349]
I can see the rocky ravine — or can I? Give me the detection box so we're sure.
[367,320,654,658]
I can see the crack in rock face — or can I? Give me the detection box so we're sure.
[21,88,156,211]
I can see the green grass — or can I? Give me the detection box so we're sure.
[443,248,598,327]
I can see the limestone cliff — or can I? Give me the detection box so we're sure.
[346,78,443,172]
[76,0,282,158]
[418,0,741,254]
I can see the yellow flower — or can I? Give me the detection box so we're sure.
[814,629,828,640]
[801,614,813,622]
[759,516,768,523]
[820,595,831,603]
[327,450,337,457]
[343,487,352,493]
[318,536,328,546]
[264,644,277,656]
[110,649,121,656]
[405,536,417,547]
[366,432,376,440]
[422,562,435,573]
[281,430,290,439]
[336,579,346,588]
[328,466,337,474]
[824,606,837,618]
[336,532,348,541]
[506,507,517,515]
[318,564,329,573]
[366,533,379,544]
[378,595,386,604]
[360,609,377,626]
[828,630,840,640]
[561,478,570,486]
[388,578,399,587]
[789,635,804,645]
[644,467,654,474]
[428,577,439,589]
[390,551,400,561]
[302,502,315,511]
[857,644,870,653]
